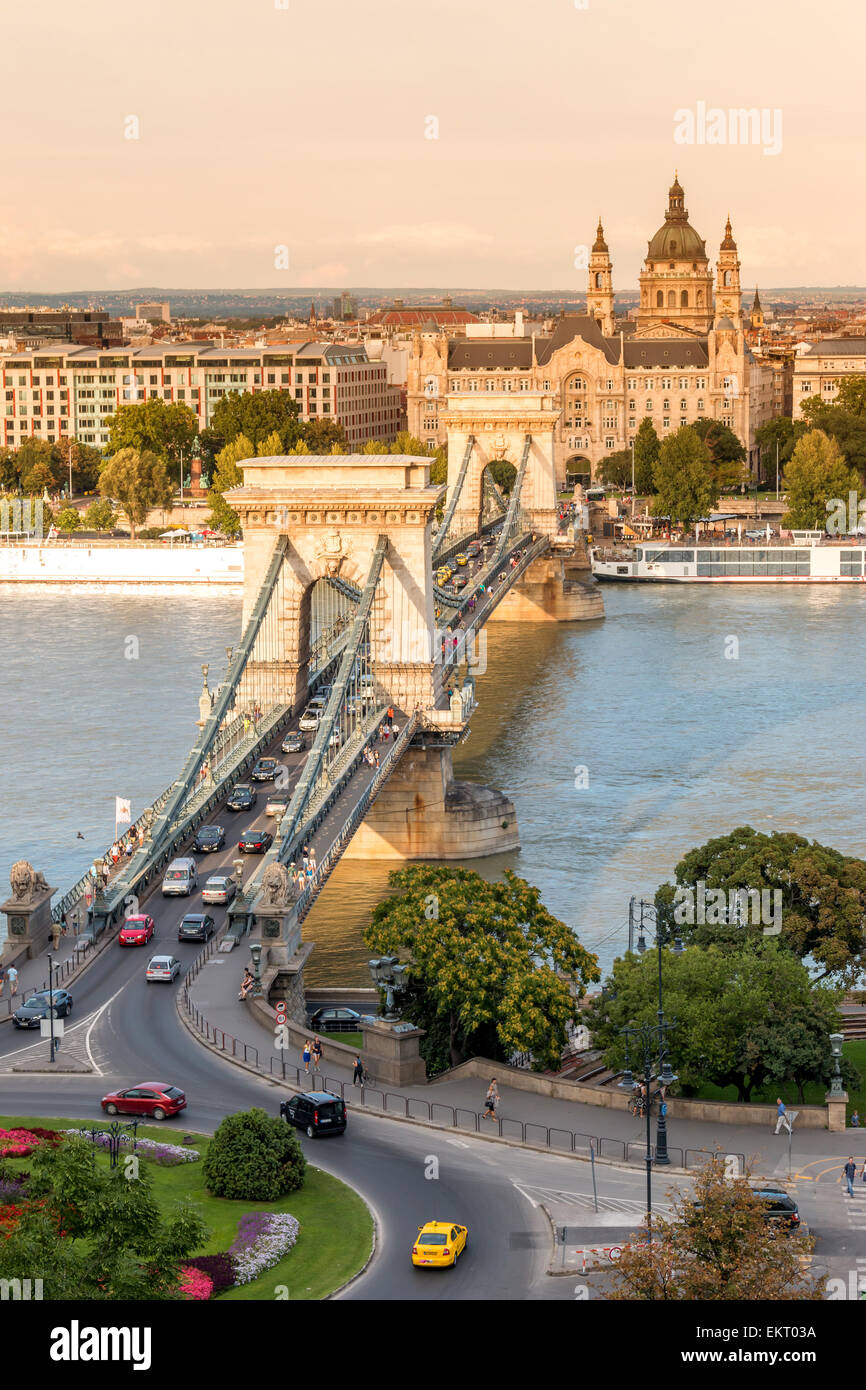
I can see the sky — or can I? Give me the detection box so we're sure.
[0,0,863,293]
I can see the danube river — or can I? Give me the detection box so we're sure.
[1,581,864,981]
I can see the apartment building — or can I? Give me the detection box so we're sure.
[792,338,866,418]
[0,341,403,452]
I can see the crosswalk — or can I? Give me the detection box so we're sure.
[513,1182,673,1219]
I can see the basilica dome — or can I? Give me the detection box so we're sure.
[646,175,707,262]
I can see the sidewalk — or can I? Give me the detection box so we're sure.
[0,929,90,1022]
[189,945,862,1176]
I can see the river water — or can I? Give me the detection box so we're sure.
[1,581,863,981]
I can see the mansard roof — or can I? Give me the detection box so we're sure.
[623,339,710,368]
[535,313,620,366]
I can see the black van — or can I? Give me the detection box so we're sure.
[280,1091,347,1138]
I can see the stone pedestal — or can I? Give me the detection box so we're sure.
[490,554,605,622]
[826,1090,849,1133]
[263,942,314,1016]
[1,881,55,963]
[362,1017,427,1086]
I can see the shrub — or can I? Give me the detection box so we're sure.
[55,507,82,532]
[178,1265,214,1300]
[202,1108,306,1201]
[84,498,116,531]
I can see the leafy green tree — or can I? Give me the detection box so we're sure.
[651,425,715,525]
[632,417,660,493]
[98,447,174,539]
[391,430,431,456]
[302,418,346,453]
[16,438,61,493]
[782,428,861,529]
[257,429,284,457]
[692,417,747,489]
[203,1108,306,1200]
[0,446,17,490]
[84,498,117,531]
[1,1132,208,1300]
[607,1160,822,1301]
[288,438,311,454]
[598,449,633,490]
[657,824,866,983]
[55,436,104,494]
[209,388,302,452]
[430,444,448,485]
[586,938,849,1101]
[799,395,866,478]
[362,439,390,454]
[754,416,803,478]
[206,433,253,534]
[365,866,599,1071]
[832,376,866,415]
[55,506,81,532]
[106,398,198,466]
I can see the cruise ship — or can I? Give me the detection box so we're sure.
[590,537,866,583]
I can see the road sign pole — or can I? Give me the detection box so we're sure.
[590,1138,599,1213]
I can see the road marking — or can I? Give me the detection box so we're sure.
[84,985,128,1075]
[446,1137,470,1149]
[512,1182,538,1208]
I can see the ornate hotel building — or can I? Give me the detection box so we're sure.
[408,176,775,482]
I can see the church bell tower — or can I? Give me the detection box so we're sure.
[586,218,615,336]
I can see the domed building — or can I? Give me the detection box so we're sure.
[637,175,716,335]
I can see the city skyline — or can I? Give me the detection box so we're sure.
[2,0,864,291]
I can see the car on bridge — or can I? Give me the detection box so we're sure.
[467,540,482,558]
[238,829,274,853]
[265,791,291,816]
[145,955,181,982]
[12,988,73,1028]
[281,730,306,754]
[280,1091,346,1138]
[118,914,155,947]
[455,553,468,566]
[437,566,453,584]
[412,1221,468,1268]
[193,823,226,853]
[251,757,279,781]
[202,874,237,906]
[300,699,326,731]
[178,913,216,943]
[452,576,467,591]
[101,1083,186,1120]
[328,728,342,749]
[226,783,257,811]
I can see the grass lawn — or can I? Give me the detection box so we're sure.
[325,1030,364,1051]
[690,1041,866,1120]
[0,1114,373,1301]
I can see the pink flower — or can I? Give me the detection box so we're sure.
[178,1265,214,1300]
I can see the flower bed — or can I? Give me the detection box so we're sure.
[0,1127,62,1159]
[229,1212,300,1286]
[0,1173,29,1205]
[63,1130,201,1165]
[179,1265,214,1300]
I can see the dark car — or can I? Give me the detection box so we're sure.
[281,730,306,754]
[226,784,257,812]
[238,829,274,853]
[280,1091,346,1138]
[251,758,279,782]
[12,989,73,1029]
[177,913,216,943]
[307,1006,361,1033]
[751,1188,801,1230]
[193,824,225,853]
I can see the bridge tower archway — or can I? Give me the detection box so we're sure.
[444,393,562,541]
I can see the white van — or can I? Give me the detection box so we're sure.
[161,857,198,897]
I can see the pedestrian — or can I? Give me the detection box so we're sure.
[0,966,5,998]
[853,1110,862,1128]
[844,1156,857,1197]
[7,964,18,997]
[102,860,110,886]
[774,1097,791,1135]
[238,968,254,1001]
[374,749,380,769]
[387,706,394,722]
[302,1039,311,1074]
[50,919,62,952]
[483,1078,499,1121]
[312,1036,323,1070]
[71,907,81,937]
[353,1055,364,1086]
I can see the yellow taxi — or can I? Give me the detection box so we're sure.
[412,1220,468,1268]
[436,567,453,585]
[455,553,469,566]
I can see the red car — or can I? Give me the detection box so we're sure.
[118,914,155,946]
[101,1082,186,1120]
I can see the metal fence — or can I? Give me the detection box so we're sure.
[0,942,92,1019]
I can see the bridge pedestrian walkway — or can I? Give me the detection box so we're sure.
[0,928,90,1022]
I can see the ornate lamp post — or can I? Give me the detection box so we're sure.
[829,1032,846,1098]
[368,956,409,1021]
[635,899,683,1166]
[249,941,263,998]
[617,1017,677,1240]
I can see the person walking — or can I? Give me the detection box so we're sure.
[312,1036,323,1071]
[7,964,18,997]
[353,1055,364,1086]
[0,965,5,999]
[50,918,63,952]
[774,1097,791,1135]
[483,1078,499,1121]
[853,1111,861,1128]
[844,1157,857,1197]
[302,1039,312,1075]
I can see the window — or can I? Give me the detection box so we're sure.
[656,291,664,308]
[645,400,653,411]
[267,373,275,384]
[697,398,704,411]
[663,399,670,410]
[663,417,670,429]
[628,400,635,410]
[680,400,687,410]
[150,375,158,385]
[681,290,689,307]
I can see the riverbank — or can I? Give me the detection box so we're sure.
[0,541,243,585]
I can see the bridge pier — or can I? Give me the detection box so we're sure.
[344,743,519,860]
[489,551,604,622]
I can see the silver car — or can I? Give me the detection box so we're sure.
[145,955,181,982]
[202,874,238,906]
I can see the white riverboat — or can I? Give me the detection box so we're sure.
[590,537,866,583]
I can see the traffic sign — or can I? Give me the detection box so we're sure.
[40,1018,65,1038]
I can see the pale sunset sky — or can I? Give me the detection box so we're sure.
[0,0,862,291]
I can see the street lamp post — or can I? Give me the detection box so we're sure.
[635,900,683,1166]
[249,941,263,998]
[617,1018,677,1240]
[47,951,57,1064]
[829,1032,846,1097]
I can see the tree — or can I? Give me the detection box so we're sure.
[586,938,850,1101]
[257,429,284,457]
[598,449,633,490]
[832,376,866,416]
[288,438,311,454]
[84,498,117,531]
[692,417,747,490]
[488,459,517,494]
[430,444,448,485]
[754,416,803,478]
[209,389,302,452]
[651,425,716,525]
[106,398,198,467]
[782,428,861,529]
[16,439,61,493]
[799,395,866,478]
[206,433,253,535]
[362,439,390,454]
[55,506,81,532]
[98,447,174,539]
[364,866,600,1072]
[202,1108,306,1200]
[302,418,346,453]
[657,824,866,984]
[55,436,103,494]
[1,1132,208,1300]
[0,446,17,490]
[632,418,660,494]
[606,1160,823,1301]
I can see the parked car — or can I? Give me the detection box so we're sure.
[145,955,181,982]
[238,829,274,854]
[161,857,197,897]
[101,1083,186,1120]
[118,914,155,946]
[12,989,73,1029]
[193,824,225,853]
[251,758,279,782]
[202,874,237,906]
[280,1092,346,1138]
[226,784,257,812]
[307,1005,361,1033]
[412,1221,468,1268]
[265,792,291,817]
[281,730,306,754]
[177,913,216,943]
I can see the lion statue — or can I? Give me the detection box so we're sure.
[261,862,290,908]
[9,861,48,902]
